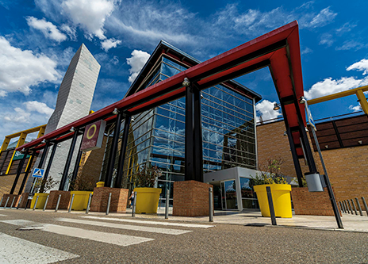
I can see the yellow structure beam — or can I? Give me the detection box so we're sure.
[0,124,46,174]
[307,85,368,115]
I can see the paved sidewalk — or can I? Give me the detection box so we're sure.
[85,208,368,233]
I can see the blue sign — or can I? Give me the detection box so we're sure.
[32,168,44,178]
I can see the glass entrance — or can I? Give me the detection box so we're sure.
[221,180,238,210]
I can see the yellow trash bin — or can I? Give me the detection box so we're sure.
[254,184,292,218]
[70,191,93,211]
[30,193,48,209]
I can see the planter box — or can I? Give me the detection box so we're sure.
[70,191,93,211]
[30,193,49,209]
[0,194,20,207]
[46,191,71,210]
[254,184,292,218]
[134,188,161,214]
[90,187,128,213]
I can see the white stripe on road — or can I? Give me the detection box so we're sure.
[0,214,7,216]
[0,232,79,264]
[82,216,215,228]
[0,219,35,226]
[0,220,154,247]
[57,217,192,235]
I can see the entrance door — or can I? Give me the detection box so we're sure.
[221,180,238,210]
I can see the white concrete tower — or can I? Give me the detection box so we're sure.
[25,44,101,192]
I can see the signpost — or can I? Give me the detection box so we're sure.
[80,120,106,151]
[32,168,44,178]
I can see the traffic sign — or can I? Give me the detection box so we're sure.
[32,168,44,178]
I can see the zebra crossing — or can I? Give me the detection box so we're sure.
[0,213,215,263]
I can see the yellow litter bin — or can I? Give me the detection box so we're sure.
[96,181,104,188]
[70,191,93,211]
[30,193,48,209]
[133,188,161,214]
[253,184,292,218]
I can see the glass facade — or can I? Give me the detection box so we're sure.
[101,54,256,204]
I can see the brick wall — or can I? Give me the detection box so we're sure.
[90,187,128,212]
[0,173,28,199]
[173,181,213,217]
[292,187,341,216]
[46,190,71,210]
[0,193,20,207]
[257,120,368,204]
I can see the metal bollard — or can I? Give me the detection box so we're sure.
[348,200,353,214]
[338,202,342,213]
[340,202,345,213]
[43,195,49,211]
[351,199,358,215]
[10,197,16,209]
[106,193,112,215]
[86,193,92,214]
[55,194,61,212]
[209,187,214,222]
[4,197,10,209]
[362,197,368,217]
[132,191,137,217]
[355,198,363,216]
[266,187,277,225]
[16,196,23,209]
[345,200,350,214]
[342,201,347,213]
[165,189,170,220]
[69,194,75,213]
[33,196,39,211]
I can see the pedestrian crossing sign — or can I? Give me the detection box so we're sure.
[32,168,44,178]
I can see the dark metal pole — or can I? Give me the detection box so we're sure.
[280,102,304,187]
[10,149,29,194]
[355,198,363,216]
[44,143,57,181]
[71,150,83,183]
[18,151,36,195]
[38,141,50,168]
[185,85,195,181]
[362,197,368,216]
[165,188,170,219]
[59,131,78,191]
[348,200,353,215]
[209,187,214,222]
[115,116,131,188]
[193,85,203,182]
[266,186,277,225]
[344,200,350,214]
[105,112,122,187]
[132,191,137,217]
[351,199,358,215]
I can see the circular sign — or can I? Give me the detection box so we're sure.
[86,124,97,139]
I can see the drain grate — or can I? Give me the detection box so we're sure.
[244,223,268,227]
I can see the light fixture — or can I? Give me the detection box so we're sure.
[131,117,135,122]
[358,140,363,145]
[41,139,46,143]
[182,77,190,87]
[305,127,309,132]
[273,103,280,111]
[70,127,75,132]
[299,96,306,104]
[325,145,329,149]
[283,131,287,136]
[112,108,119,115]
[57,143,62,147]
[201,93,204,99]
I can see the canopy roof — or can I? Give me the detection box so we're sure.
[18,21,306,158]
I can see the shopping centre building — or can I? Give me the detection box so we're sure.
[1,21,366,215]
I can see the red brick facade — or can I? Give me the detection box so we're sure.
[90,187,128,213]
[0,193,20,207]
[46,190,71,210]
[257,120,368,206]
[173,180,213,217]
[292,187,342,216]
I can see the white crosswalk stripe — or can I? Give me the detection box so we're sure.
[0,220,154,247]
[57,217,192,235]
[0,232,79,264]
[0,214,7,216]
[82,216,215,228]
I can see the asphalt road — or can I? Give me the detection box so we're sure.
[0,209,367,263]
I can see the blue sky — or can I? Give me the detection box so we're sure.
[0,0,368,145]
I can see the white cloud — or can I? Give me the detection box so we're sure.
[307,7,337,28]
[61,0,116,40]
[349,104,362,112]
[336,22,357,34]
[319,33,334,47]
[336,41,366,51]
[347,59,368,75]
[3,107,30,123]
[301,47,313,54]
[60,24,77,40]
[0,37,60,96]
[26,16,67,42]
[101,38,121,52]
[305,77,368,99]
[126,50,150,83]
[24,101,54,116]
[255,100,282,122]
